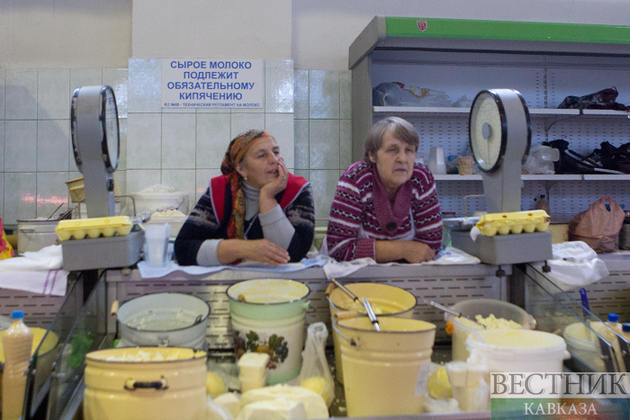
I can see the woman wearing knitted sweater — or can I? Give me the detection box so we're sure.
[323,117,442,263]
[175,129,315,266]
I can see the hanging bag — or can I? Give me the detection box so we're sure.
[568,196,625,253]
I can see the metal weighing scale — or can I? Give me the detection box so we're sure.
[61,86,143,271]
[450,89,553,265]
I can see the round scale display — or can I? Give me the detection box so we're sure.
[71,85,120,174]
[469,89,530,174]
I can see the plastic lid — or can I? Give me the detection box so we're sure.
[11,310,24,319]
[608,313,619,323]
[623,323,630,333]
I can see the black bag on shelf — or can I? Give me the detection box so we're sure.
[596,141,630,173]
[557,86,629,111]
[542,139,599,174]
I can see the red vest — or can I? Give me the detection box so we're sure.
[210,173,309,222]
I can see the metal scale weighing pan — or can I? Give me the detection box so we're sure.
[450,89,552,265]
[61,86,143,271]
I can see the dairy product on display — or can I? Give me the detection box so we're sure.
[236,397,307,420]
[240,385,329,419]
[299,376,328,400]
[206,371,227,397]
[213,393,241,418]
[105,349,180,361]
[229,280,309,304]
[238,352,270,376]
[347,298,406,315]
[459,314,522,329]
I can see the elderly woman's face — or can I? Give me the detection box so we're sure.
[237,136,283,189]
[370,132,417,193]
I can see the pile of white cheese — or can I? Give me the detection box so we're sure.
[207,384,329,420]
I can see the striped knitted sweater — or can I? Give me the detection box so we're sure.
[325,161,442,261]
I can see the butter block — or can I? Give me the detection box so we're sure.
[206,371,227,397]
[236,397,307,420]
[238,352,270,378]
[240,384,329,419]
[214,393,241,419]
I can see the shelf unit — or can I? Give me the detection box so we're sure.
[349,17,630,218]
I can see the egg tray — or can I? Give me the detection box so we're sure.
[475,210,550,236]
[56,216,133,241]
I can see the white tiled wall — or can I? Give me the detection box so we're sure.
[0,60,307,228]
[294,69,353,226]
[0,68,129,227]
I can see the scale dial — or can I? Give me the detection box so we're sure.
[71,85,120,174]
[469,89,531,174]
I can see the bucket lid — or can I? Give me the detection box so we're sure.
[227,279,310,305]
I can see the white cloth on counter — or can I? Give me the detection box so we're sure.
[138,247,479,279]
[322,246,480,279]
[530,241,609,291]
[0,245,68,296]
[137,254,330,279]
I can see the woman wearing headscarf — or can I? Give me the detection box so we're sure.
[175,129,315,266]
[322,116,442,263]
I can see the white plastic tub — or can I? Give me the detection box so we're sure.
[445,298,535,361]
[466,329,569,373]
[131,192,190,216]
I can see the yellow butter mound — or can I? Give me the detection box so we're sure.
[427,366,452,399]
[460,314,522,329]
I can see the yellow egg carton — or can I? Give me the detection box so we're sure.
[475,210,550,236]
[56,216,133,241]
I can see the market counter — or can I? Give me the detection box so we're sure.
[104,263,511,349]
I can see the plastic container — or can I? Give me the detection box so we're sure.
[1,310,34,420]
[475,210,550,236]
[428,146,446,175]
[327,282,417,384]
[56,216,133,241]
[227,279,310,385]
[0,327,59,413]
[466,329,569,373]
[143,224,171,267]
[131,192,190,216]
[606,313,622,334]
[445,298,535,361]
[146,215,187,237]
[333,316,436,417]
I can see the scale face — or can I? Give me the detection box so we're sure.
[70,86,120,218]
[103,88,120,172]
[468,89,531,213]
[469,91,507,173]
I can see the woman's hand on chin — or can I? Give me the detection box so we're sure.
[260,159,288,201]
[259,159,289,213]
